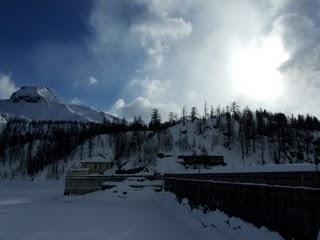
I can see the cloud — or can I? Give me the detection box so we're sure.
[90,0,320,119]
[130,15,192,66]
[90,0,274,118]
[116,0,275,114]
[88,76,98,85]
[0,74,17,99]
[127,78,171,100]
[110,97,152,120]
[110,96,178,121]
[4,0,320,120]
[110,77,177,120]
[270,1,320,115]
[70,97,84,105]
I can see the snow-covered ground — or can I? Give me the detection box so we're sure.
[0,179,284,240]
[156,159,319,174]
[53,132,320,179]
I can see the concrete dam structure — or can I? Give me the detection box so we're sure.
[164,176,320,240]
[64,171,320,239]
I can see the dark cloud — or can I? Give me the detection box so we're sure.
[272,1,320,114]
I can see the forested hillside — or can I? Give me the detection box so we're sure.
[1,103,320,179]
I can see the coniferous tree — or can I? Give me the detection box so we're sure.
[182,106,187,126]
[210,105,214,119]
[168,112,177,126]
[190,107,197,122]
[149,108,161,130]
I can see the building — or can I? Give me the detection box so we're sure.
[80,160,114,174]
[178,155,225,167]
[67,168,89,176]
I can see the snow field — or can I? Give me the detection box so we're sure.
[0,179,284,240]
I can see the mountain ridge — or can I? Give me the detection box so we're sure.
[0,86,116,123]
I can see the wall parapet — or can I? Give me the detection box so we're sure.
[163,177,320,240]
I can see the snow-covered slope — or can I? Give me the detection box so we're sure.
[0,86,116,122]
[10,86,61,103]
[1,104,319,179]
[0,114,7,133]
[40,118,317,179]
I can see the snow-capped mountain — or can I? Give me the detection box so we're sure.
[0,86,116,122]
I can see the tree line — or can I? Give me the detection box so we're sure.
[1,101,320,178]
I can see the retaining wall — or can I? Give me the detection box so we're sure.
[164,177,320,240]
[64,172,320,239]
[165,171,320,188]
[64,175,156,195]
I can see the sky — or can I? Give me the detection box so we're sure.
[0,0,320,120]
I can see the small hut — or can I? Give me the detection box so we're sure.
[80,153,114,174]
[67,168,90,176]
[80,160,113,174]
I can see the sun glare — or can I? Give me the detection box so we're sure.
[231,35,289,101]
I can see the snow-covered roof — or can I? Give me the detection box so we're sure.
[81,153,114,164]
[81,161,113,164]
[69,168,89,171]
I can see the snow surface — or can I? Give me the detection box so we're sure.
[26,132,319,182]
[10,86,61,103]
[156,157,319,174]
[0,115,6,133]
[81,152,114,163]
[0,179,284,240]
[0,86,116,122]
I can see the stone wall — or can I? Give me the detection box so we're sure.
[64,175,156,195]
[164,177,320,240]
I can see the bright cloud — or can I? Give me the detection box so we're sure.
[127,78,171,100]
[230,34,289,101]
[70,97,84,105]
[89,76,98,85]
[2,0,319,120]
[131,16,192,67]
[0,74,17,99]
[110,96,178,121]
[88,0,320,119]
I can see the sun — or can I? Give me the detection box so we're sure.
[231,35,289,101]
